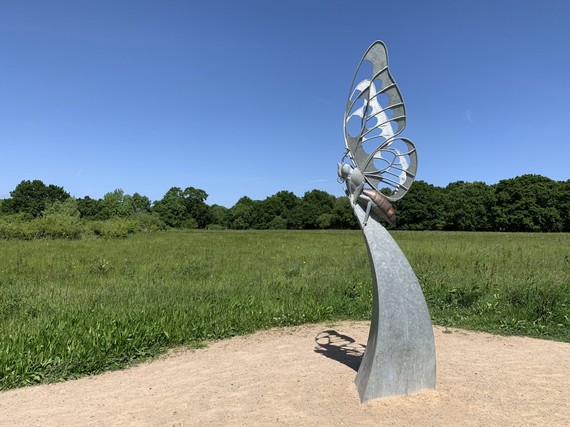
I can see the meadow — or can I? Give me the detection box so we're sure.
[1,230,568,390]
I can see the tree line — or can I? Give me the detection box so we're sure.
[0,174,568,238]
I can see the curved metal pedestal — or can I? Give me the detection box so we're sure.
[353,205,436,402]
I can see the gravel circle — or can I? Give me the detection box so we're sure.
[1,322,569,426]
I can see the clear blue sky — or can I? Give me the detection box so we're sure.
[1,1,569,207]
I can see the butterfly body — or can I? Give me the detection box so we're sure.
[338,163,396,226]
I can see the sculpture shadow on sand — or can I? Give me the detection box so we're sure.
[314,330,366,372]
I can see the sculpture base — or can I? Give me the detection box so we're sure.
[353,205,436,402]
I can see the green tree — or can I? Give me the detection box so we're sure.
[290,190,336,229]
[316,213,334,229]
[4,180,70,218]
[183,187,212,228]
[43,198,81,219]
[558,179,570,232]
[209,204,229,228]
[153,186,211,228]
[267,215,287,229]
[259,191,300,229]
[76,196,103,219]
[227,196,256,229]
[153,187,188,228]
[226,191,302,230]
[394,180,445,230]
[442,181,495,231]
[493,174,563,232]
[331,197,359,229]
[131,193,151,213]
[98,189,135,220]
[271,190,300,211]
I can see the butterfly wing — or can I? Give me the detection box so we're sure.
[343,41,417,201]
[364,137,417,200]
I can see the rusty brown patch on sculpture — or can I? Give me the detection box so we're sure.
[362,188,396,226]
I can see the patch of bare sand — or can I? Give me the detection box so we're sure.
[1,322,568,426]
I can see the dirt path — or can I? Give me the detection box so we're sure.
[1,322,569,426]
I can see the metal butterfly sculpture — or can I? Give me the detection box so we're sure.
[338,41,417,226]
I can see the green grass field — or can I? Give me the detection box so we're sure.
[1,230,568,390]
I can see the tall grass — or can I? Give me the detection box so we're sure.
[396,232,569,338]
[0,230,568,390]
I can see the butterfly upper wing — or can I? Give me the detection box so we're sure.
[343,41,417,201]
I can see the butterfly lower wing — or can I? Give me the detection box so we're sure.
[363,137,417,201]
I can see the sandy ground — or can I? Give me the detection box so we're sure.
[1,322,569,426]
